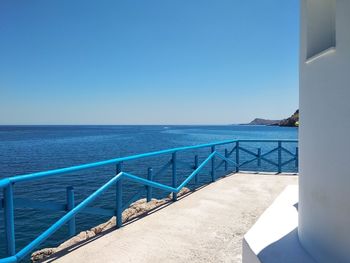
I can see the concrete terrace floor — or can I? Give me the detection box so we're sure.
[45,173,298,263]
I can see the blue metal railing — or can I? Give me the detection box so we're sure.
[0,139,298,262]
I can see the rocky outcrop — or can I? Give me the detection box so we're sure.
[245,110,299,127]
[247,118,280,126]
[279,110,299,127]
[31,187,191,262]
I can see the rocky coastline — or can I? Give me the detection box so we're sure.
[245,109,299,127]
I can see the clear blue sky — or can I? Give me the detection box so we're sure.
[0,0,299,125]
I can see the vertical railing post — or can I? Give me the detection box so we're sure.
[194,155,199,185]
[224,149,228,172]
[172,152,177,201]
[278,141,282,173]
[147,167,153,202]
[257,148,261,167]
[295,146,299,169]
[116,162,123,228]
[66,186,76,237]
[211,146,216,182]
[235,141,240,173]
[3,183,15,256]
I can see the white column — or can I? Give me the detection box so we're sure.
[299,0,350,262]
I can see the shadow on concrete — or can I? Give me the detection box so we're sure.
[41,172,298,262]
[41,179,219,262]
[257,228,316,263]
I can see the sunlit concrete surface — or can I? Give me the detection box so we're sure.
[44,173,297,263]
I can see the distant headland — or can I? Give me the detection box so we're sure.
[244,110,299,127]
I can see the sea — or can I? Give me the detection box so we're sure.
[0,125,298,259]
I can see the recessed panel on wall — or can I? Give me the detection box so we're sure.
[306,0,336,59]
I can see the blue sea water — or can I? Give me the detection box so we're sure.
[0,125,298,260]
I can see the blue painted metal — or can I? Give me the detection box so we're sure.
[214,152,236,167]
[239,146,258,157]
[177,151,216,190]
[14,172,125,262]
[172,152,177,201]
[236,141,240,172]
[238,139,297,142]
[116,180,122,228]
[211,146,216,182]
[116,162,123,228]
[122,172,177,193]
[281,157,297,167]
[7,140,237,184]
[281,146,296,157]
[66,187,76,237]
[257,148,261,167]
[0,139,298,262]
[147,168,153,202]
[295,147,299,168]
[260,156,278,167]
[194,155,199,185]
[3,184,15,256]
[228,145,236,157]
[278,141,282,173]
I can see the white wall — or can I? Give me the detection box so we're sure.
[299,0,350,262]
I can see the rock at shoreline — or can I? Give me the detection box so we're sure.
[278,109,299,127]
[244,109,299,127]
[246,118,280,126]
[31,187,191,262]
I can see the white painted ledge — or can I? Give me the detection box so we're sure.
[242,186,316,263]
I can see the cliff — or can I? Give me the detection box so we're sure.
[279,110,299,127]
[246,110,299,127]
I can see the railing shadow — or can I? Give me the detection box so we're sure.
[40,180,218,262]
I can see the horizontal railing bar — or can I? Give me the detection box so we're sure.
[238,139,298,143]
[2,140,236,187]
[14,172,125,261]
[0,139,299,263]
[7,153,216,262]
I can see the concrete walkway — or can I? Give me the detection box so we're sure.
[45,173,297,263]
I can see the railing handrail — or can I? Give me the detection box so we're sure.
[0,139,299,263]
[237,139,298,143]
[0,150,221,263]
[0,139,237,186]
